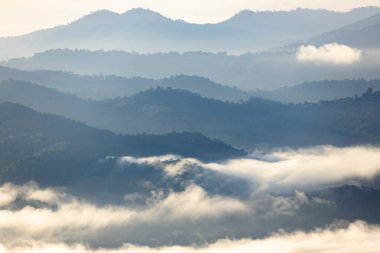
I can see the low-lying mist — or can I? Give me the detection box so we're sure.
[1,146,380,251]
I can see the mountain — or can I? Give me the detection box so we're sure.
[253,79,380,103]
[0,101,243,175]
[309,13,380,49]
[2,66,380,103]
[0,66,249,101]
[102,87,380,148]
[4,49,380,90]
[0,102,243,199]
[3,65,380,104]
[2,102,380,234]
[0,7,379,60]
[1,80,380,149]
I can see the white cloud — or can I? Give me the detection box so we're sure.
[1,146,380,249]
[0,184,247,246]
[0,184,18,207]
[205,146,380,192]
[0,221,380,253]
[117,146,380,193]
[296,43,362,65]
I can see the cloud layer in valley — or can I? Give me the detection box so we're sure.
[205,146,380,192]
[121,146,380,193]
[0,183,248,247]
[1,146,380,249]
[0,221,379,253]
[296,44,362,65]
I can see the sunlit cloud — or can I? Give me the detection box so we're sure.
[296,43,362,65]
[0,221,380,253]
[0,183,248,246]
[1,146,380,249]
[206,146,380,191]
[120,146,380,192]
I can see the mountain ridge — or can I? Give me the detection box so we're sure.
[1,7,379,60]
[308,12,380,48]
[5,48,380,90]
[1,80,380,149]
[0,65,250,101]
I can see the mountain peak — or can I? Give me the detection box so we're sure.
[72,9,119,26]
[83,9,119,19]
[121,8,169,20]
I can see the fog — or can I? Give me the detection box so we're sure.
[0,221,379,253]
[1,146,380,249]
[121,146,380,192]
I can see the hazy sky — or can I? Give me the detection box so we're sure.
[0,0,380,36]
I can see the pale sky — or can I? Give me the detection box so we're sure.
[0,0,380,37]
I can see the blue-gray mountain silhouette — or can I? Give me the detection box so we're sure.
[0,7,379,60]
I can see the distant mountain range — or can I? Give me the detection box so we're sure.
[308,13,380,49]
[1,65,379,103]
[1,6,380,243]
[4,49,380,90]
[0,7,379,60]
[0,101,245,201]
[253,79,380,103]
[1,80,380,149]
[0,101,242,180]
[0,66,249,101]
[3,102,380,224]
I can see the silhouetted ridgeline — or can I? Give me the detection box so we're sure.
[0,7,379,59]
[2,66,380,103]
[5,49,380,90]
[1,80,380,149]
[309,13,380,48]
[0,102,243,184]
[253,79,380,103]
[0,66,250,101]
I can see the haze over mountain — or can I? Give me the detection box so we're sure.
[0,7,379,60]
[2,101,380,249]
[309,13,380,49]
[0,102,242,177]
[0,66,250,101]
[1,80,380,149]
[3,65,379,103]
[3,65,380,104]
[2,2,380,252]
[5,48,380,90]
[253,79,380,103]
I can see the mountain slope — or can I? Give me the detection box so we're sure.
[0,102,243,201]
[1,80,380,149]
[253,79,380,103]
[0,66,249,101]
[4,49,380,90]
[2,103,380,236]
[105,87,380,148]
[2,66,380,103]
[0,7,379,59]
[0,101,242,179]
[309,13,380,49]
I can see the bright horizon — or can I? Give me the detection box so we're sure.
[0,0,380,37]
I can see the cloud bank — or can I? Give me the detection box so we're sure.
[205,146,380,192]
[0,183,248,247]
[1,146,380,249]
[0,221,379,253]
[121,146,380,193]
[296,43,362,65]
